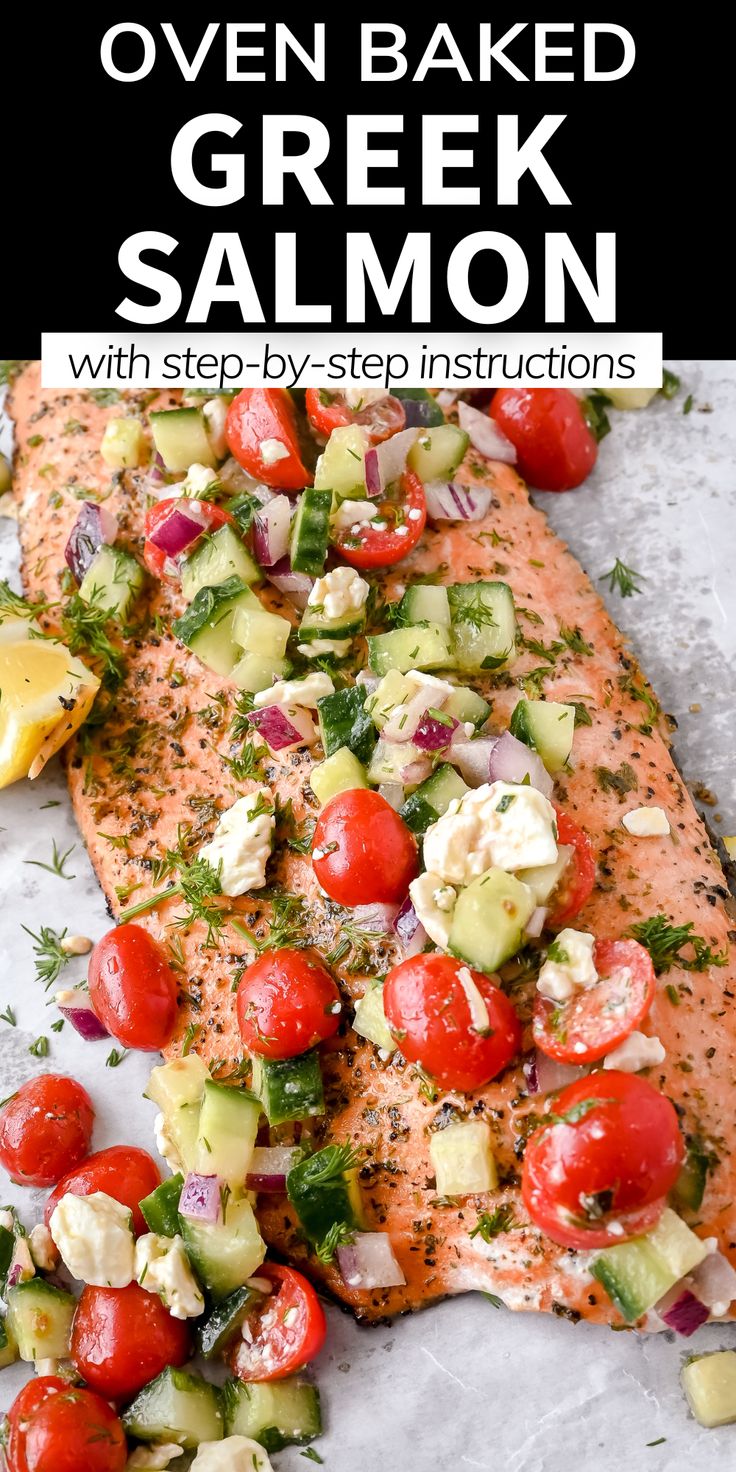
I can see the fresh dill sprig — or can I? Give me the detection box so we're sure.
[106,1047,128,1068]
[232,890,305,956]
[629,915,728,975]
[0,1005,16,1026]
[57,592,126,687]
[24,839,76,880]
[119,834,225,947]
[559,625,594,656]
[448,587,497,632]
[469,1204,518,1241]
[325,916,385,973]
[315,1220,356,1264]
[220,740,267,782]
[22,925,73,990]
[599,558,645,599]
[28,1035,49,1058]
[230,692,256,742]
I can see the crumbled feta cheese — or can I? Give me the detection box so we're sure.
[60,933,93,955]
[423,781,558,886]
[259,438,289,465]
[621,805,670,838]
[190,1438,274,1472]
[199,788,275,896]
[49,1192,135,1287]
[308,565,370,621]
[405,670,456,700]
[409,872,456,950]
[537,929,598,1003]
[127,1444,184,1470]
[154,1112,183,1174]
[343,387,389,411]
[178,463,219,499]
[202,397,228,460]
[331,499,380,534]
[456,966,490,1034]
[252,672,334,709]
[603,1031,666,1072]
[134,1233,205,1320]
[298,637,352,657]
[29,1224,59,1272]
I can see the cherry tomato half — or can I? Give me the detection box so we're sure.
[521,1071,684,1250]
[44,1145,161,1237]
[333,469,426,570]
[228,1263,327,1382]
[71,1283,191,1401]
[0,1075,94,1188]
[489,388,598,492]
[312,789,418,907]
[237,947,342,1059]
[88,924,178,1052]
[143,498,233,581]
[226,388,310,491]
[533,938,656,1066]
[305,388,406,444]
[5,1377,66,1472]
[383,953,522,1093]
[547,809,596,930]
[20,1387,127,1472]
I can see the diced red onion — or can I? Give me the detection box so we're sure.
[337,1231,406,1289]
[413,712,458,752]
[252,495,292,568]
[401,397,444,430]
[64,502,119,584]
[352,902,400,934]
[488,731,554,800]
[55,988,109,1041]
[525,906,549,939]
[179,1172,222,1224]
[266,556,314,610]
[424,479,492,523]
[364,447,382,498]
[148,499,212,557]
[399,757,433,786]
[691,1251,736,1311]
[658,1289,710,1337]
[148,451,166,485]
[523,1049,589,1096]
[378,783,404,811]
[247,704,313,751]
[383,687,445,743]
[394,896,427,957]
[246,1145,303,1192]
[6,1263,24,1288]
[458,401,517,464]
[449,730,497,788]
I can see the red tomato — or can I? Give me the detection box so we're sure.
[71,1283,191,1401]
[237,948,341,1059]
[383,953,522,1093]
[5,1378,66,1472]
[226,388,310,491]
[522,1071,684,1250]
[333,469,426,570]
[312,789,418,907]
[490,388,598,492]
[88,924,178,1052]
[0,1075,94,1188]
[533,938,656,1066]
[44,1145,161,1237]
[228,1264,326,1382]
[547,809,595,929]
[143,498,232,580]
[305,388,406,444]
[21,1387,127,1472]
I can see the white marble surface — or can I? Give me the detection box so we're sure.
[0,365,734,1470]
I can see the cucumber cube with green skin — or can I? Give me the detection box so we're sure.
[100,416,145,470]
[392,388,445,428]
[251,1050,325,1127]
[167,1102,201,1174]
[681,1352,736,1428]
[197,1285,262,1359]
[516,848,573,907]
[172,576,256,677]
[672,1146,709,1213]
[317,686,376,764]
[448,867,536,973]
[430,1120,498,1196]
[510,698,576,772]
[146,1054,209,1114]
[443,685,491,729]
[123,1367,224,1447]
[286,1145,364,1251]
[353,982,395,1053]
[150,407,217,471]
[398,583,451,628]
[408,423,469,481]
[6,1280,76,1361]
[223,1377,322,1451]
[298,599,366,644]
[0,1315,19,1369]
[193,1080,261,1186]
[367,622,451,676]
[590,1207,708,1322]
[310,747,368,806]
[181,524,261,601]
[231,604,291,660]
[314,422,367,497]
[140,1174,184,1237]
[364,669,414,729]
[448,581,516,673]
[290,487,332,576]
[0,1221,14,1288]
[400,763,469,835]
[231,650,289,693]
[179,1195,265,1300]
[78,545,145,621]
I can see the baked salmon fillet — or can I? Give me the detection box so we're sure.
[8,363,735,1327]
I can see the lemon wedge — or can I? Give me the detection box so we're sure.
[0,638,100,787]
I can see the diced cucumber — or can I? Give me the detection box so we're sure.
[646,1207,710,1279]
[298,597,366,644]
[100,416,145,470]
[78,545,145,621]
[509,698,575,772]
[0,1315,18,1369]
[672,1146,709,1214]
[232,604,291,660]
[448,867,535,973]
[400,763,469,834]
[140,1174,184,1237]
[223,1377,322,1452]
[181,524,260,601]
[123,1367,223,1447]
[6,1280,76,1361]
[398,584,451,628]
[366,738,425,788]
[168,1103,201,1174]
[180,1195,265,1300]
[408,423,469,481]
[287,1145,364,1250]
[443,685,491,729]
[150,408,217,472]
[392,388,445,428]
[516,847,573,907]
[193,1080,261,1187]
[0,1220,15,1288]
[172,576,257,677]
[251,1051,325,1127]
[197,1285,260,1360]
[353,982,394,1052]
[314,424,367,497]
[146,1054,209,1114]
[448,581,516,673]
[231,650,289,693]
[317,686,376,764]
[430,1120,498,1195]
[290,488,332,577]
[367,622,451,676]
[310,747,367,805]
[591,1207,708,1322]
[364,669,413,729]
[681,1352,736,1428]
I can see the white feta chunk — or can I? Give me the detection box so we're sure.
[154,1112,183,1174]
[202,397,228,460]
[423,781,557,886]
[49,1192,135,1287]
[308,565,369,621]
[621,805,670,838]
[259,438,289,466]
[252,672,334,709]
[134,1233,205,1320]
[342,387,389,410]
[603,1031,666,1072]
[199,788,275,896]
[409,872,456,950]
[331,499,380,534]
[178,462,219,499]
[537,929,598,1003]
[126,1444,184,1470]
[191,1439,274,1472]
[29,1224,59,1272]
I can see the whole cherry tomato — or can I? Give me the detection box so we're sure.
[226,388,310,491]
[237,948,342,1059]
[88,924,178,1051]
[489,388,598,491]
[312,790,418,907]
[383,953,522,1092]
[5,1377,66,1472]
[0,1075,94,1188]
[228,1264,326,1382]
[19,1386,127,1472]
[71,1282,191,1401]
[44,1145,161,1237]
